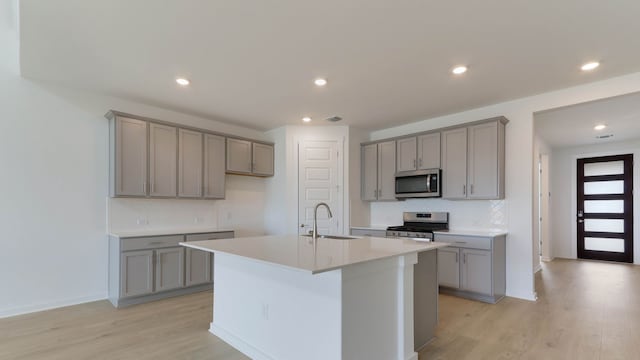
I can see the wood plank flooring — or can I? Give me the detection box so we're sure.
[1,259,638,359]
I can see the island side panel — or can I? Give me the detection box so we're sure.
[210,253,342,360]
[341,253,419,360]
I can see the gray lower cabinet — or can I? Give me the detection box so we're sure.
[184,231,234,286]
[155,247,185,292]
[120,250,154,298]
[435,233,506,303]
[109,230,234,307]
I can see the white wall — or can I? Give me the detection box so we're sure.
[369,72,640,301]
[550,139,640,264]
[0,7,268,317]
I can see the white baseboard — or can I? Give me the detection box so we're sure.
[541,256,554,262]
[505,290,537,302]
[210,323,276,360]
[0,293,107,319]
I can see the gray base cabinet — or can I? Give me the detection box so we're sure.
[109,230,234,308]
[435,233,506,303]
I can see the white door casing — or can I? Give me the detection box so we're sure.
[298,140,343,236]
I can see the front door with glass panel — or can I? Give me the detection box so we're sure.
[577,154,634,263]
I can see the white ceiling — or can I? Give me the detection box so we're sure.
[19,0,640,131]
[535,92,640,148]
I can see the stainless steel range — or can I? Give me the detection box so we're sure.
[386,212,449,240]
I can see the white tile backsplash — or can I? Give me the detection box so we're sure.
[370,198,508,230]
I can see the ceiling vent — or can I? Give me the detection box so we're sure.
[325,116,343,122]
[595,134,614,139]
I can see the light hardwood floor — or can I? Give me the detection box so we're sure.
[1,259,638,359]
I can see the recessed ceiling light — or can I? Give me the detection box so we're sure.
[452,66,467,75]
[594,124,607,131]
[581,62,600,71]
[302,117,312,122]
[176,78,190,86]
[314,78,327,87]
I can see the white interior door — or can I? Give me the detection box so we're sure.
[298,140,342,236]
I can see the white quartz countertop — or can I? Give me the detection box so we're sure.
[109,228,234,238]
[434,229,508,237]
[181,235,448,274]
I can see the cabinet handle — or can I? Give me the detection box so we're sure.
[470,184,474,195]
[413,159,416,168]
[463,254,467,264]
[463,185,466,195]
[149,241,164,245]
[455,252,458,263]
[378,189,382,197]
[419,158,423,168]
[143,182,146,193]
[374,189,377,198]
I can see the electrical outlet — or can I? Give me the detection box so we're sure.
[136,218,148,225]
[194,216,203,224]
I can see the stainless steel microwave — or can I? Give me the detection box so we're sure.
[395,169,441,198]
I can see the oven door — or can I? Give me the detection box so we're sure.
[395,169,441,198]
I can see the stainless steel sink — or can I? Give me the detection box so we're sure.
[301,234,358,240]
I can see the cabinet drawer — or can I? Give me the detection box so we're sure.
[121,235,184,251]
[185,231,234,241]
[434,234,491,250]
[350,228,387,237]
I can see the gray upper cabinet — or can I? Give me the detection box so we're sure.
[226,138,275,177]
[111,116,148,196]
[361,141,396,201]
[178,129,203,198]
[148,123,177,197]
[204,134,226,199]
[396,137,417,172]
[226,138,252,174]
[417,133,441,170]
[361,144,378,201]
[442,127,468,199]
[397,133,441,173]
[377,141,396,200]
[252,142,274,176]
[467,121,504,199]
[442,118,506,200]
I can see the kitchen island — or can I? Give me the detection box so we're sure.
[181,235,447,360]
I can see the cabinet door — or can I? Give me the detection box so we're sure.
[204,134,226,199]
[185,248,211,286]
[149,123,177,197]
[461,248,492,295]
[437,248,460,288]
[226,138,252,174]
[377,141,397,200]
[114,117,148,196]
[417,133,441,169]
[441,127,468,199]
[155,247,185,292]
[178,129,203,198]
[252,143,274,176]
[361,144,378,201]
[396,137,417,172]
[468,121,499,199]
[121,250,154,298]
